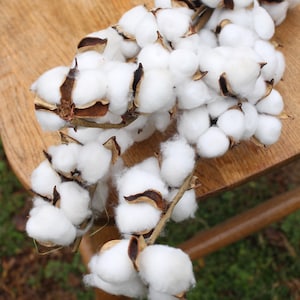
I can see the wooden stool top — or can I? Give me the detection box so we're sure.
[0,0,300,199]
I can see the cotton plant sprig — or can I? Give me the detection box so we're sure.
[26,0,299,298]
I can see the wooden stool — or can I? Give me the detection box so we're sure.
[1,1,300,299]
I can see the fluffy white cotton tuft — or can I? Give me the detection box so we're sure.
[148,288,178,300]
[48,143,81,173]
[197,126,230,158]
[256,89,284,115]
[35,110,66,131]
[177,106,210,144]
[91,180,109,214]
[73,51,105,70]
[31,66,69,104]
[138,245,195,295]
[167,189,198,222]
[241,102,259,140]
[57,181,91,226]
[160,136,196,187]
[77,142,112,184]
[31,160,61,197]
[207,96,238,119]
[253,5,275,40]
[135,12,158,47]
[254,114,282,145]
[26,202,76,246]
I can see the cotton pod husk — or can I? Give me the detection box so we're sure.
[167,188,198,222]
[47,143,81,173]
[197,126,230,158]
[26,199,77,246]
[160,136,196,187]
[256,89,284,115]
[56,181,92,226]
[254,114,282,145]
[77,141,112,184]
[138,244,195,295]
[177,105,210,144]
[30,160,61,198]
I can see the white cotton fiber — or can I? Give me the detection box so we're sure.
[254,114,282,145]
[117,167,168,203]
[148,288,178,300]
[167,188,198,222]
[138,245,195,295]
[77,142,112,184]
[120,40,140,59]
[273,51,285,85]
[217,109,246,141]
[72,69,107,108]
[118,5,149,36]
[197,126,230,158]
[154,0,172,8]
[57,181,91,226]
[91,180,109,214]
[137,69,175,113]
[246,75,267,105]
[207,96,238,119]
[67,127,103,144]
[106,62,136,115]
[177,105,210,144]
[176,79,212,109]
[137,43,170,71]
[241,102,259,140]
[31,160,61,197]
[115,202,162,235]
[135,12,158,47]
[253,5,275,40]
[73,51,105,70]
[31,66,69,104]
[256,89,284,116]
[35,110,66,131]
[83,273,146,298]
[262,2,289,25]
[26,203,76,246]
[150,112,172,133]
[48,143,81,173]
[156,8,192,42]
[160,136,195,187]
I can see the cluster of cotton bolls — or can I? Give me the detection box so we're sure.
[27,0,299,298]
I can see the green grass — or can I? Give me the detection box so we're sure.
[0,137,299,299]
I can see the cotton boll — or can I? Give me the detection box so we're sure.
[148,288,178,300]
[156,8,192,42]
[91,180,108,215]
[72,51,105,70]
[115,202,162,235]
[68,127,103,144]
[135,12,158,47]
[31,66,69,104]
[253,6,275,40]
[246,75,267,105]
[200,0,221,8]
[256,89,284,115]
[118,5,149,36]
[177,80,212,109]
[160,136,196,187]
[137,69,175,113]
[137,43,170,70]
[173,34,203,52]
[128,119,156,142]
[138,245,195,295]
[117,167,168,202]
[169,49,198,78]
[154,0,172,8]
[197,126,230,158]
[254,40,277,81]
[35,110,66,131]
[120,40,140,59]
[48,143,81,173]
[135,157,161,176]
[57,181,91,226]
[72,69,107,108]
[106,62,136,115]
[241,102,259,140]
[207,96,238,119]
[262,2,289,25]
[150,111,172,132]
[273,51,285,85]
[167,189,197,222]
[83,273,146,298]
[31,160,61,197]
[77,142,112,184]
[254,114,282,145]
[233,0,253,8]
[218,23,257,48]
[177,106,210,144]
[197,29,218,48]
[26,203,76,246]
[217,109,246,141]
